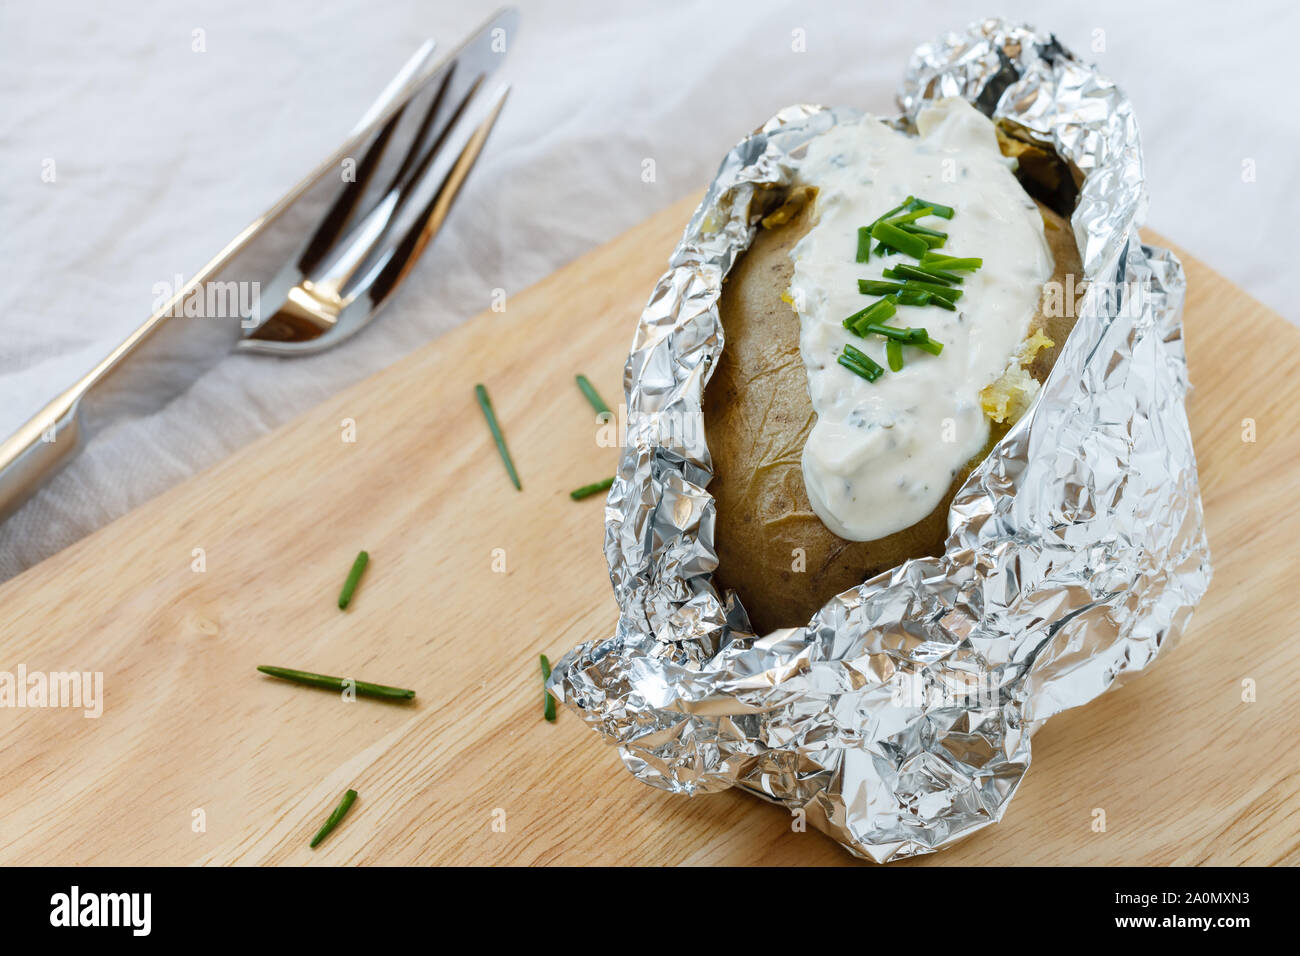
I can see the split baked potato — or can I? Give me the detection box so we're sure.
[704,116,1083,633]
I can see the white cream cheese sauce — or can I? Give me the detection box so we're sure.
[788,97,1052,542]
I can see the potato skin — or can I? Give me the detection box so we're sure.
[704,193,1080,634]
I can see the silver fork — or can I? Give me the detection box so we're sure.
[0,7,519,520]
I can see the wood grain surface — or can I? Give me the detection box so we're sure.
[0,192,1296,866]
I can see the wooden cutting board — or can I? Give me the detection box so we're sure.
[1,192,1296,866]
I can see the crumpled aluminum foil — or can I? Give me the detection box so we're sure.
[549,18,1212,862]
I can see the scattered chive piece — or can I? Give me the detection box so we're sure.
[911,197,954,219]
[928,294,957,311]
[855,226,873,263]
[570,477,614,501]
[574,374,611,416]
[474,384,521,490]
[912,337,945,356]
[886,338,904,372]
[878,197,914,222]
[891,263,963,285]
[858,279,906,296]
[848,296,898,336]
[838,351,883,382]
[884,205,934,226]
[540,654,556,722]
[864,322,927,343]
[899,279,963,302]
[310,789,358,849]
[256,665,416,702]
[870,221,928,259]
[337,550,369,610]
[922,253,982,271]
[842,343,875,366]
[897,289,932,307]
[900,223,948,239]
[873,241,892,256]
[898,225,947,248]
[842,295,896,332]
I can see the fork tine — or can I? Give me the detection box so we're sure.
[237,7,518,355]
[301,40,440,275]
[242,84,510,356]
[365,84,511,307]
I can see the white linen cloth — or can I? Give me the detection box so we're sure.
[0,0,1294,579]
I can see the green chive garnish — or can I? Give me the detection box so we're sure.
[886,338,904,372]
[921,253,982,271]
[475,383,521,490]
[891,263,963,285]
[310,789,358,849]
[897,224,947,248]
[897,289,932,307]
[337,550,369,610]
[858,279,907,296]
[900,223,948,239]
[838,351,883,382]
[912,337,945,356]
[863,322,927,343]
[856,226,873,263]
[911,197,954,219]
[257,665,416,702]
[897,278,963,302]
[570,477,614,501]
[845,296,898,336]
[870,221,928,260]
[575,374,611,416]
[927,294,957,311]
[859,197,916,261]
[884,205,934,226]
[540,654,556,722]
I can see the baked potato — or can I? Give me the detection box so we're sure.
[704,100,1083,633]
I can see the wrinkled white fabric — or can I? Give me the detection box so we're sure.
[0,0,1294,579]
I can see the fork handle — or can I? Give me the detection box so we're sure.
[0,385,84,520]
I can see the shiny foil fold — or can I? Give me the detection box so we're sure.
[549,19,1211,862]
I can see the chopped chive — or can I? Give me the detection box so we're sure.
[886,338,904,372]
[871,324,946,356]
[858,279,906,296]
[855,226,872,263]
[256,665,416,702]
[570,476,614,501]
[848,296,898,336]
[897,289,932,307]
[884,205,934,226]
[838,350,883,382]
[900,279,963,302]
[842,343,874,366]
[921,253,983,271]
[897,225,947,248]
[310,789,358,849]
[870,221,928,259]
[878,197,914,221]
[927,294,957,311]
[540,654,556,721]
[899,223,948,239]
[337,550,369,610]
[863,322,926,343]
[474,384,521,490]
[574,374,611,416]
[910,197,954,219]
[891,263,963,285]
[842,295,897,333]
